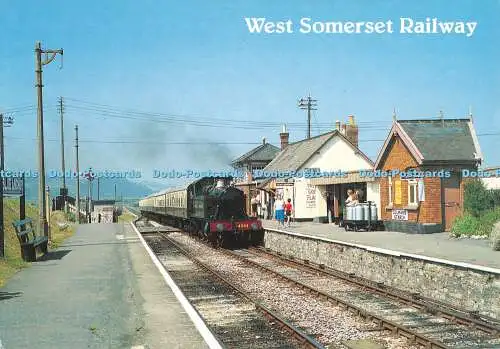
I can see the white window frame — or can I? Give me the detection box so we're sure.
[388,175,393,205]
[408,179,418,206]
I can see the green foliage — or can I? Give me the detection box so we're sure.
[451,206,500,237]
[65,211,76,222]
[450,214,480,237]
[463,179,491,217]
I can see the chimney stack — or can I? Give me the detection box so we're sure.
[262,137,266,144]
[344,115,359,147]
[335,120,341,131]
[279,124,289,150]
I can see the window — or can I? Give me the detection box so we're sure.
[408,179,418,206]
[388,175,393,205]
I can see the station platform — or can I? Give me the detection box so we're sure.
[0,223,215,349]
[261,219,500,271]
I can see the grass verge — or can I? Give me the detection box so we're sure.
[0,199,75,287]
[118,210,136,223]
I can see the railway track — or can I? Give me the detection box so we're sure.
[222,247,500,349]
[136,218,500,348]
[135,221,323,349]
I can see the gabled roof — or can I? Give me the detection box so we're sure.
[375,118,483,169]
[264,130,373,172]
[231,142,280,165]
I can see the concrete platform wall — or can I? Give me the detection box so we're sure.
[264,230,500,320]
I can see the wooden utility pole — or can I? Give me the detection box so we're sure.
[20,174,25,220]
[0,114,13,258]
[75,125,80,224]
[35,41,63,237]
[46,186,51,241]
[59,97,67,206]
[0,115,4,258]
[298,94,317,139]
[97,177,100,200]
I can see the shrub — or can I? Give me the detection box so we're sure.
[65,212,76,222]
[477,207,500,237]
[450,214,480,237]
[488,189,500,207]
[463,179,492,217]
[451,207,500,237]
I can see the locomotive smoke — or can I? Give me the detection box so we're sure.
[185,138,234,168]
[129,122,172,163]
[126,122,233,169]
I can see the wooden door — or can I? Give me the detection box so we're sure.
[443,173,461,231]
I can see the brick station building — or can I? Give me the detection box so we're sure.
[374,117,482,233]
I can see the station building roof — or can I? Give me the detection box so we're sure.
[375,118,483,168]
[231,142,280,166]
[264,130,372,172]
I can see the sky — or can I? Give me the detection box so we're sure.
[0,0,499,191]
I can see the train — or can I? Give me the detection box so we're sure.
[138,176,264,248]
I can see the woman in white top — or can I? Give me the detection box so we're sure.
[274,197,285,226]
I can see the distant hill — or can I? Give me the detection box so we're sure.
[22,177,154,203]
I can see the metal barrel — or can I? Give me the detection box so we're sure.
[363,203,370,221]
[355,204,364,221]
[370,203,378,221]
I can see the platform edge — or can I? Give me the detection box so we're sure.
[130,222,223,349]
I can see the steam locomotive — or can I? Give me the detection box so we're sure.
[138,177,264,248]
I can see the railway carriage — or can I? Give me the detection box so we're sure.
[139,177,264,248]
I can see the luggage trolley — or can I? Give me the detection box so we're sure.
[342,201,383,231]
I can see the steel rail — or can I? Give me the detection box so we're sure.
[158,232,325,349]
[253,246,500,336]
[221,248,451,349]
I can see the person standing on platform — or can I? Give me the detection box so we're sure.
[345,189,357,206]
[251,195,258,217]
[284,198,293,227]
[274,196,285,227]
[261,199,267,220]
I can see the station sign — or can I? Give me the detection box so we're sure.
[3,177,24,196]
[392,209,408,221]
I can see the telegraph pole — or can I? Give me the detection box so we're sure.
[75,125,80,224]
[35,41,63,237]
[298,94,317,139]
[0,114,14,258]
[97,177,100,200]
[59,97,67,202]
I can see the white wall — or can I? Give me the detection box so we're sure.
[482,177,500,190]
[366,181,381,219]
[303,137,372,172]
[294,136,374,219]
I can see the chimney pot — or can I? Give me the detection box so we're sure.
[262,137,266,144]
[345,116,359,148]
[348,115,355,125]
[279,124,289,150]
[335,120,341,130]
